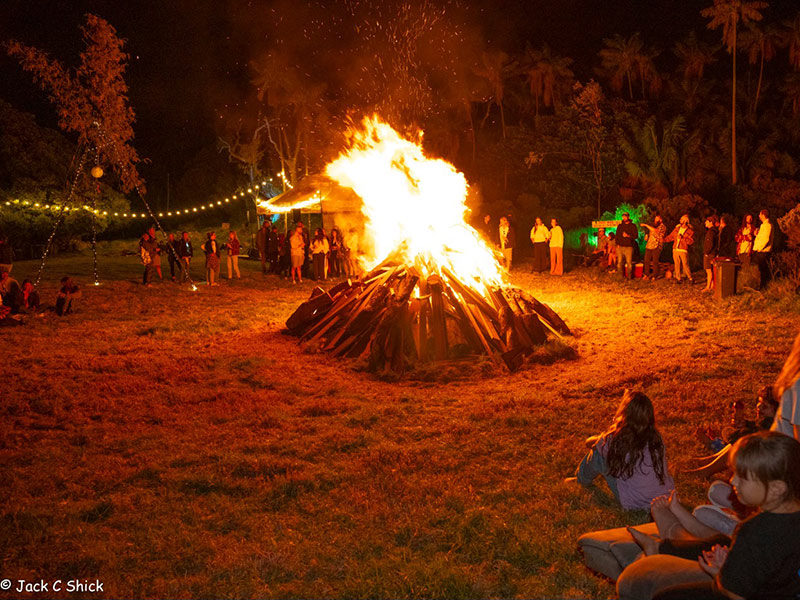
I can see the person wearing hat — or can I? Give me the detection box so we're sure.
[615,212,638,279]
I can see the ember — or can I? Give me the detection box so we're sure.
[286,117,570,374]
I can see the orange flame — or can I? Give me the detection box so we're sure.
[325,116,504,293]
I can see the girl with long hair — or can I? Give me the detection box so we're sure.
[310,228,329,282]
[571,390,675,510]
[735,214,756,268]
[289,225,305,284]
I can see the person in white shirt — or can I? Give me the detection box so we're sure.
[752,209,774,290]
[549,218,564,275]
[498,216,516,271]
[530,217,550,273]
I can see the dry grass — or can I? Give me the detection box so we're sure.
[2,249,798,599]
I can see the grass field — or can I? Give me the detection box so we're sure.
[2,247,799,599]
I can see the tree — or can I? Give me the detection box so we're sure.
[249,50,326,187]
[619,115,690,197]
[6,14,145,193]
[474,50,511,138]
[673,32,718,105]
[520,44,575,118]
[739,22,783,114]
[701,0,769,185]
[598,34,643,100]
[782,12,800,70]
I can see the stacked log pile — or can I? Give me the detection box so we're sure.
[285,259,570,374]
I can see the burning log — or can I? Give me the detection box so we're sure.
[285,263,570,375]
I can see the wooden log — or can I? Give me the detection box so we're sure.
[285,290,335,332]
[428,275,449,361]
[511,288,571,335]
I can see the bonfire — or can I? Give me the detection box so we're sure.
[285,117,570,374]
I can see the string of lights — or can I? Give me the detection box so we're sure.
[1,177,291,220]
[34,147,90,286]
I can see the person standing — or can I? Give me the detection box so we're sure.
[311,228,330,281]
[329,228,343,277]
[641,214,666,280]
[717,214,736,259]
[736,214,756,268]
[256,221,269,276]
[498,216,516,271]
[290,224,306,284]
[267,225,280,274]
[615,212,638,279]
[224,231,241,280]
[166,233,181,281]
[752,209,774,290]
[549,218,564,275]
[665,214,695,283]
[203,232,221,286]
[702,215,719,293]
[177,231,193,283]
[140,232,159,286]
[530,217,549,273]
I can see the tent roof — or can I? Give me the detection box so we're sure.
[258,174,362,215]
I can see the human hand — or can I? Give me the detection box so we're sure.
[650,494,670,511]
[699,544,728,577]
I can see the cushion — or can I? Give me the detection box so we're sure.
[578,523,659,581]
[616,554,710,600]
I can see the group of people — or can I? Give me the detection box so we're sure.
[256,220,361,285]
[568,329,800,600]
[138,227,243,287]
[482,214,565,276]
[483,208,776,290]
[1,268,80,325]
[587,209,774,290]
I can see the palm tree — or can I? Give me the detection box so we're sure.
[673,32,718,102]
[782,72,800,116]
[521,44,574,117]
[739,22,784,114]
[782,12,800,70]
[701,0,769,185]
[620,116,690,196]
[598,34,643,99]
[474,50,510,138]
[635,45,662,99]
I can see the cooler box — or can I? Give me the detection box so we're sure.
[623,263,644,278]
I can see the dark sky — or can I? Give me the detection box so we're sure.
[1,0,796,194]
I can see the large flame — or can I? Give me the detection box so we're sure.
[325,116,504,293]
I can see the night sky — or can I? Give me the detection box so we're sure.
[1,0,795,193]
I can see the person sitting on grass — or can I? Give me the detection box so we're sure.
[21,279,40,313]
[626,432,800,600]
[694,389,777,455]
[567,390,675,510]
[0,269,22,313]
[55,276,81,316]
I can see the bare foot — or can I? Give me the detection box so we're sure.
[650,494,682,539]
[627,526,659,556]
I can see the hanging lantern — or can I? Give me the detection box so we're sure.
[90,166,104,179]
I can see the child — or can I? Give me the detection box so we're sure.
[629,432,800,600]
[695,388,777,453]
[569,390,675,510]
[55,276,81,316]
